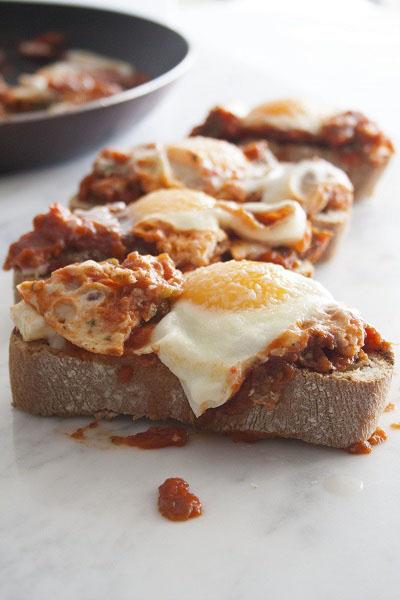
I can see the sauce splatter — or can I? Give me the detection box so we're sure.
[385,403,396,412]
[68,420,98,440]
[368,427,388,446]
[346,427,388,455]
[158,478,202,522]
[111,426,188,450]
[390,422,400,430]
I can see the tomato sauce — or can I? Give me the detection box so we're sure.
[69,420,98,440]
[364,325,391,353]
[346,427,388,455]
[158,478,202,522]
[124,324,155,354]
[111,426,189,450]
[4,203,126,271]
[192,107,393,165]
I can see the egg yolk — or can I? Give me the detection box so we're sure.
[174,138,248,170]
[252,99,306,118]
[182,261,290,311]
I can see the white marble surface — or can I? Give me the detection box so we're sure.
[1,3,400,599]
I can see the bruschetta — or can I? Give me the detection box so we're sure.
[190,100,394,200]
[4,179,351,294]
[9,255,394,449]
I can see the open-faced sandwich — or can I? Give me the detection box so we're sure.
[70,137,278,208]
[66,135,353,262]
[9,254,393,449]
[191,99,394,200]
[71,136,353,211]
[4,173,352,294]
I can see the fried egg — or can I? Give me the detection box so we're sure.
[136,261,334,416]
[166,136,271,189]
[129,137,276,200]
[261,159,353,214]
[243,98,334,134]
[127,189,221,233]
[127,188,308,249]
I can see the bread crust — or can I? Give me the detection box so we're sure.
[312,209,349,263]
[9,330,394,449]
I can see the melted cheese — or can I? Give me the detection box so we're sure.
[215,199,308,247]
[130,143,178,190]
[74,202,126,231]
[11,300,54,341]
[11,301,65,349]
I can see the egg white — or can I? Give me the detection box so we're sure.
[136,262,334,416]
[261,159,353,213]
[243,99,334,134]
[128,189,308,249]
[128,189,221,233]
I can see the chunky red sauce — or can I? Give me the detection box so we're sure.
[364,325,391,353]
[158,478,202,521]
[124,324,156,353]
[252,247,305,273]
[3,203,126,271]
[69,420,98,440]
[191,107,394,165]
[346,427,388,455]
[368,427,388,446]
[77,149,144,207]
[111,426,189,450]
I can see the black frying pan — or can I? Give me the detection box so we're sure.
[0,1,191,172]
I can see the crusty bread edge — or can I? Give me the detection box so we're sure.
[9,330,394,449]
[312,209,349,263]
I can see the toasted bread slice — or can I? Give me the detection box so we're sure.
[10,206,348,300]
[9,330,394,449]
[190,104,394,201]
